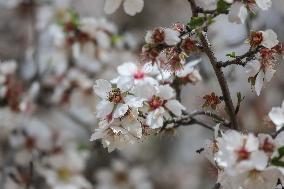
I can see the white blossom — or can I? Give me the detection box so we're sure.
[261,29,279,49]
[216,130,268,176]
[133,83,185,129]
[269,101,284,131]
[104,0,144,16]
[94,79,143,119]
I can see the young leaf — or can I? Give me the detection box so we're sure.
[217,0,230,13]
[188,17,206,29]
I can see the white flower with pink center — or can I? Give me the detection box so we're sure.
[94,79,143,119]
[216,130,268,176]
[133,83,185,129]
[115,62,158,85]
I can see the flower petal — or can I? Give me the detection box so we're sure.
[165,99,186,116]
[94,79,112,99]
[96,100,114,118]
[104,0,123,14]
[261,29,279,49]
[117,62,137,76]
[123,0,144,16]
[157,85,175,100]
[255,70,264,96]
[113,103,129,118]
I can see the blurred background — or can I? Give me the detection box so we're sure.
[0,0,283,188]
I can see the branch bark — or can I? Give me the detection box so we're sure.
[217,48,260,68]
[199,32,238,130]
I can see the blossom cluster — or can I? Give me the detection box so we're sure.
[91,59,202,152]
[245,29,283,95]
[202,100,284,189]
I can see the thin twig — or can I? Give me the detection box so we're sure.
[217,48,261,68]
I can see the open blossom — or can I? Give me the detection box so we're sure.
[145,27,181,46]
[38,145,91,189]
[250,29,279,49]
[94,79,143,119]
[157,59,202,84]
[269,101,284,131]
[90,108,143,152]
[205,128,284,189]
[114,62,158,85]
[104,0,144,16]
[228,0,272,24]
[133,83,185,129]
[216,130,268,176]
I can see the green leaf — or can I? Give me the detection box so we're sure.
[226,52,236,58]
[217,0,230,13]
[278,146,284,156]
[188,17,206,29]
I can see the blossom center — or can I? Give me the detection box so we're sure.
[261,138,275,153]
[250,31,263,47]
[108,88,123,103]
[57,167,71,182]
[134,71,145,80]
[149,96,165,110]
[152,28,165,44]
[236,147,250,161]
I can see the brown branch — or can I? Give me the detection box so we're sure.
[187,0,238,130]
[217,48,261,68]
[199,32,238,130]
[160,109,229,132]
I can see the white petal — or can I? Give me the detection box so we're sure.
[245,60,261,77]
[96,100,114,118]
[269,107,284,127]
[117,62,137,76]
[261,29,279,49]
[245,134,259,152]
[256,0,272,10]
[94,79,112,99]
[255,71,265,96]
[228,2,248,24]
[250,151,268,170]
[133,83,156,100]
[117,77,134,92]
[123,0,144,16]
[164,28,181,46]
[122,118,142,138]
[104,0,123,14]
[145,31,153,44]
[264,68,276,82]
[113,103,129,118]
[124,95,144,108]
[165,99,186,116]
[90,130,105,141]
[146,108,165,129]
[157,85,175,100]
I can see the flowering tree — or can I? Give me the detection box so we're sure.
[0,0,284,189]
[91,0,284,188]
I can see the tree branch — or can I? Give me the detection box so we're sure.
[199,32,238,130]
[217,48,261,68]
